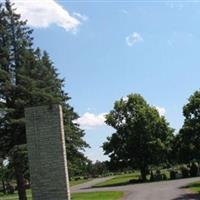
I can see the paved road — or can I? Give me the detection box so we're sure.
[71,177,200,200]
[71,176,114,191]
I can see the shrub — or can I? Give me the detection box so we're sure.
[25,183,30,189]
[6,184,14,194]
[190,162,199,177]
[170,170,177,179]
[150,171,154,182]
[128,179,139,184]
[74,176,81,181]
[162,173,167,180]
[180,165,190,178]
[155,170,162,181]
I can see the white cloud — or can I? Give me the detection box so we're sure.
[155,106,166,116]
[12,0,83,33]
[73,12,88,22]
[126,32,143,46]
[74,112,107,130]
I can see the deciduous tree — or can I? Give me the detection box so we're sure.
[175,90,200,163]
[103,94,174,181]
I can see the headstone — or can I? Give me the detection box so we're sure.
[25,105,70,200]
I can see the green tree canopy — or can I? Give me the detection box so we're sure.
[175,90,200,163]
[0,1,89,199]
[103,94,174,181]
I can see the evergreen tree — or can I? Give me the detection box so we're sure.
[0,1,89,199]
[39,50,90,177]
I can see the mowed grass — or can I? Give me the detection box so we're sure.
[70,178,92,186]
[0,189,32,200]
[0,191,123,200]
[95,172,140,187]
[95,169,171,188]
[72,191,123,200]
[0,179,93,200]
[186,181,200,193]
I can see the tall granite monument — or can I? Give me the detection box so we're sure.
[25,105,70,200]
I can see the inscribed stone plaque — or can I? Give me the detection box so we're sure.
[25,105,70,200]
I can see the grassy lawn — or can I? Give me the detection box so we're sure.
[95,172,140,187]
[186,181,200,193]
[0,189,32,200]
[72,191,123,200]
[0,178,93,200]
[95,169,171,188]
[0,178,91,198]
[0,191,123,200]
[70,178,92,186]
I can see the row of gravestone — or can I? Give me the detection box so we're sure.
[148,163,200,182]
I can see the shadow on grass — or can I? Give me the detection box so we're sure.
[92,179,143,188]
[93,176,200,189]
[181,182,200,189]
[171,193,200,200]
[93,177,185,188]
[93,178,180,188]
[172,181,200,200]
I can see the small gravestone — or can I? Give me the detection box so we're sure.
[25,105,70,200]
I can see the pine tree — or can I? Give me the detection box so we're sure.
[0,1,89,199]
[0,1,40,199]
[39,50,90,177]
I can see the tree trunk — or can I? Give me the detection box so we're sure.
[2,179,6,194]
[140,167,147,182]
[13,155,27,200]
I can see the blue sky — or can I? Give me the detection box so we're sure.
[10,0,200,162]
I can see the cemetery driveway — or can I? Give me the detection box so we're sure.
[71,176,114,191]
[71,177,200,200]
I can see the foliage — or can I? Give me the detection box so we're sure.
[180,165,190,178]
[150,171,154,181]
[86,160,109,177]
[0,1,89,199]
[0,161,15,194]
[170,170,177,180]
[175,90,200,163]
[190,162,199,177]
[103,94,174,181]
[154,170,162,181]
[0,163,14,183]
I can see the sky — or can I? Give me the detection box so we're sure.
[6,0,200,162]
